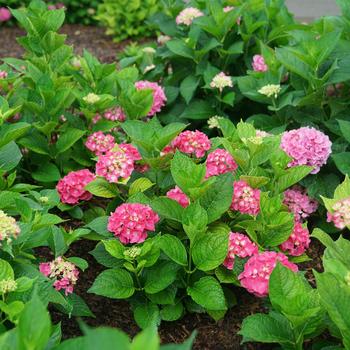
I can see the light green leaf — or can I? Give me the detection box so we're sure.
[159,234,187,266]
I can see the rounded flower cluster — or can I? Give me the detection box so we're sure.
[224,233,258,270]
[176,7,204,26]
[166,186,190,208]
[210,72,233,92]
[83,93,100,104]
[56,169,95,205]
[231,180,261,216]
[281,127,332,174]
[205,149,238,178]
[0,8,11,22]
[280,222,310,256]
[0,71,8,79]
[171,130,211,158]
[0,279,17,294]
[119,143,142,161]
[258,84,281,98]
[283,186,318,221]
[0,211,20,245]
[239,252,298,297]
[85,131,115,156]
[252,55,268,72]
[108,203,159,244]
[40,257,79,295]
[135,81,167,117]
[327,197,350,229]
[104,107,126,122]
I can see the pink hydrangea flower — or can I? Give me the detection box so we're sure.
[166,186,190,208]
[135,81,167,116]
[252,55,268,72]
[56,169,95,205]
[239,251,298,297]
[280,221,310,256]
[104,107,126,122]
[281,127,332,174]
[0,8,11,22]
[39,257,79,295]
[223,6,234,12]
[223,232,258,270]
[176,7,204,26]
[231,180,260,216]
[205,149,238,178]
[108,203,159,244]
[283,186,318,221]
[210,72,233,92]
[85,131,115,156]
[0,71,8,79]
[119,143,142,161]
[327,197,350,229]
[171,130,211,158]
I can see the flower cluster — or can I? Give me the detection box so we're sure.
[0,279,17,294]
[280,222,310,256]
[210,72,233,92]
[281,127,332,174]
[92,107,126,124]
[83,93,100,104]
[108,203,159,244]
[327,197,350,229]
[258,84,281,98]
[176,7,204,26]
[85,131,115,156]
[205,149,238,178]
[158,35,171,45]
[119,143,142,161]
[0,210,20,244]
[0,7,11,22]
[0,71,8,79]
[207,116,224,129]
[224,233,258,270]
[231,180,261,216]
[40,257,79,295]
[56,169,95,205]
[166,186,190,208]
[283,186,318,221]
[239,252,298,297]
[135,80,167,116]
[252,55,268,72]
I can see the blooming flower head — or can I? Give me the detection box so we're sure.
[56,169,95,205]
[171,130,211,158]
[157,35,171,45]
[144,64,156,74]
[258,84,281,98]
[327,197,350,230]
[224,232,258,270]
[208,116,224,129]
[40,257,79,295]
[255,129,271,138]
[108,203,159,244]
[176,7,204,26]
[166,186,190,208]
[210,72,233,92]
[281,127,332,174]
[119,143,142,161]
[252,55,268,72]
[85,131,115,156]
[231,180,260,216]
[104,107,126,122]
[0,71,8,79]
[0,211,20,245]
[280,221,310,256]
[0,279,17,294]
[142,47,156,54]
[0,8,11,22]
[83,93,100,104]
[283,186,318,221]
[205,149,238,178]
[135,81,167,117]
[239,251,298,297]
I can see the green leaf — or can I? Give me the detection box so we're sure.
[166,39,194,59]
[85,178,119,198]
[338,119,350,143]
[334,175,350,200]
[133,302,160,329]
[131,325,159,350]
[180,100,215,120]
[0,259,14,281]
[0,122,30,148]
[333,153,350,176]
[66,257,88,271]
[180,75,200,104]
[32,163,61,182]
[160,303,184,322]
[55,128,85,155]
[275,166,312,193]
[0,142,22,172]
[129,178,154,196]
[102,239,125,259]
[159,234,187,266]
[88,269,135,299]
[182,202,208,242]
[151,197,184,222]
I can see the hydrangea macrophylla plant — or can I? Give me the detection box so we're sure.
[85,131,115,156]
[40,257,79,295]
[166,186,190,208]
[210,72,233,92]
[238,252,298,297]
[56,169,95,205]
[283,186,318,222]
[175,7,204,26]
[281,127,332,174]
[327,197,350,229]
[134,80,167,116]
[231,180,261,216]
[223,233,258,270]
[252,55,268,72]
[107,203,159,244]
[205,149,238,178]
[0,211,20,245]
[280,222,310,256]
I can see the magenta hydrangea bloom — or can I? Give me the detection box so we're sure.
[252,55,268,72]
[327,197,350,229]
[0,71,8,79]
[104,107,126,122]
[56,169,95,205]
[223,232,258,270]
[281,127,332,174]
[0,8,11,22]
[108,203,159,244]
[40,257,79,295]
[171,130,211,158]
[239,251,298,297]
[166,186,190,208]
[85,131,115,156]
[176,7,204,26]
[280,221,310,256]
[119,143,142,161]
[135,80,167,116]
[205,149,238,178]
[231,180,260,216]
[283,186,318,222]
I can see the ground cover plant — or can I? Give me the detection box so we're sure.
[0,0,350,349]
